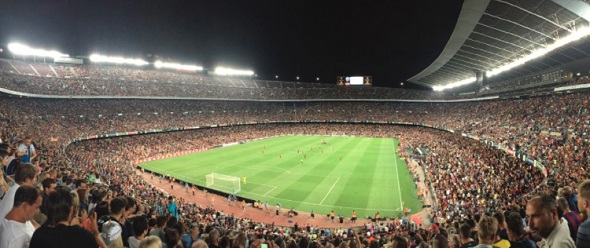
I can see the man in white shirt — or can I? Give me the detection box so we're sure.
[0,163,38,222]
[0,184,42,248]
[17,137,36,163]
[526,194,575,248]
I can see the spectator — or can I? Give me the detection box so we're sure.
[207,229,220,248]
[505,212,535,248]
[130,216,149,248]
[17,137,37,163]
[40,178,56,215]
[557,197,581,242]
[182,223,200,248]
[104,197,129,247]
[140,235,163,248]
[149,215,167,243]
[459,223,476,248]
[192,240,209,248]
[389,236,408,248]
[492,212,510,248]
[526,194,574,248]
[165,228,183,248]
[29,187,106,248]
[0,184,41,247]
[0,162,38,221]
[576,179,590,247]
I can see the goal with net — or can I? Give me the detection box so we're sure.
[205,173,241,194]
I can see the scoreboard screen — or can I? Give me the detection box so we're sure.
[337,76,372,86]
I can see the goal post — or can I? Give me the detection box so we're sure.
[205,173,241,194]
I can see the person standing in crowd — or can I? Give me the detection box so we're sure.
[0,185,42,248]
[40,178,56,215]
[472,215,497,248]
[557,197,581,242]
[0,163,38,222]
[29,187,106,248]
[526,194,575,248]
[168,196,178,220]
[129,216,148,248]
[576,179,590,247]
[505,212,535,248]
[17,137,37,163]
[181,223,200,248]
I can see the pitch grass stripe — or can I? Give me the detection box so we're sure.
[333,138,381,213]
[296,137,364,206]
[140,136,419,218]
[240,137,336,204]
[234,137,324,195]
[273,137,360,205]
[364,138,398,215]
[319,177,340,205]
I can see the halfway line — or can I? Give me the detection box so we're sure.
[319,177,340,205]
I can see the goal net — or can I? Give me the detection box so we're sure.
[205,173,241,194]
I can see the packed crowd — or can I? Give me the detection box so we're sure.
[0,84,590,247]
[0,59,473,100]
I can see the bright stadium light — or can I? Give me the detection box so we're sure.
[154,61,203,71]
[433,77,476,91]
[214,67,255,76]
[7,43,68,58]
[89,54,149,66]
[435,26,590,91]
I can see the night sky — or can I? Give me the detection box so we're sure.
[0,0,464,88]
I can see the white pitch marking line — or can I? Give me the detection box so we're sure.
[319,177,340,205]
[263,186,277,196]
[393,140,403,210]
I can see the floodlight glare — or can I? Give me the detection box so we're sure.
[214,67,255,76]
[89,54,148,66]
[435,26,590,91]
[433,77,476,91]
[154,60,203,71]
[8,43,68,58]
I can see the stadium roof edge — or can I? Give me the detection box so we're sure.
[407,0,490,87]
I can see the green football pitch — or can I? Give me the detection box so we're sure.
[139,136,422,218]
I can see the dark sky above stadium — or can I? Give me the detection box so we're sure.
[0,0,463,88]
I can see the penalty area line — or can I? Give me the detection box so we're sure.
[319,177,340,205]
[263,186,277,196]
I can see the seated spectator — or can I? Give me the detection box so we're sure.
[0,184,41,247]
[29,187,105,248]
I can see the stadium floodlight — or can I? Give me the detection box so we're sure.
[214,67,254,76]
[7,43,68,58]
[433,77,476,91]
[154,61,203,71]
[435,26,590,91]
[89,54,149,66]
